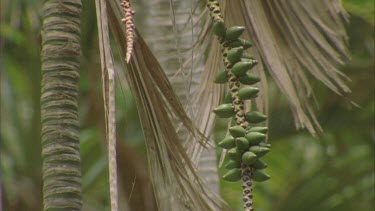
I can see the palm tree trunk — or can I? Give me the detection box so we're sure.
[40,0,83,210]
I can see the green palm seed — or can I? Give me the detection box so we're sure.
[245,111,267,123]
[238,87,260,100]
[229,40,243,48]
[252,159,268,169]
[229,38,252,49]
[225,26,245,41]
[214,69,227,84]
[228,148,242,161]
[217,135,235,149]
[248,126,268,134]
[236,137,250,150]
[242,151,257,165]
[229,126,246,137]
[213,104,235,118]
[241,52,253,59]
[223,92,232,104]
[222,168,242,182]
[238,73,260,85]
[227,47,244,63]
[249,146,270,157]
[259,142,271,149]
[252,170,271,182]
[224,160,242,169]
[239,39,252,49]
[213,21,226,37]
[245,132,266,145]
[231,60,258,76]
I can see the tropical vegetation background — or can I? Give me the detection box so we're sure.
[1,0,374,211]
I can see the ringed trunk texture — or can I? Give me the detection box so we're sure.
[41,0,83,210]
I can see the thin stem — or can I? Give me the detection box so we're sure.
[241,165,254,211]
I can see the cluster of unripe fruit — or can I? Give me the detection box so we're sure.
[212,21,271,183]
[215,123,271,182]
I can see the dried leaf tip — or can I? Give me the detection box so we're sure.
[120,0,135,63]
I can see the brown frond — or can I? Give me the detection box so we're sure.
[140,1,225,199]
[226,0,351,135]
[120,0,135,63]
[95,0,119,210]
[105,0,225,210]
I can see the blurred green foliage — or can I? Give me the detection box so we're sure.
[343,0,374,24]
[1,0,374,211]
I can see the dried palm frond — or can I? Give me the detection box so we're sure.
[104,0,224,210]
[140,0,224,195]
[94,0,118,210]
[228,0,351,135]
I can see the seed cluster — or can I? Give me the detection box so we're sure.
[207,1,271,211]
[120,0,135,63]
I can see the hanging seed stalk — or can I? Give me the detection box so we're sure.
[207,1,271,210]
[120,0,135,63]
